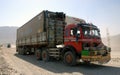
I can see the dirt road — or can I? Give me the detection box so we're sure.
[0,47,120,75]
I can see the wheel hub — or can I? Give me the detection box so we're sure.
[66,54,72,63]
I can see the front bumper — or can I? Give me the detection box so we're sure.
[81,53,111,64]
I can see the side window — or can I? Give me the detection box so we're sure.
[77,29,80,37]
[70,29,74,36]
[70,28,80,36]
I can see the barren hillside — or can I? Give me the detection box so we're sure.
[0,26,18,44]
[102,34,120,51]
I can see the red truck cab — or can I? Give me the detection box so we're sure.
[63,23,111,65]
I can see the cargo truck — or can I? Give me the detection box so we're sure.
[16,10,111,65]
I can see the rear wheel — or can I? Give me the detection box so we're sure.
[35,49,42,60]
[21,48,25,55]
[18,48,21,54]
[42,49,49,62]
[63,51,77,66]
[18,48,24,55]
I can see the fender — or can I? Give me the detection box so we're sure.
[62,45,77,56]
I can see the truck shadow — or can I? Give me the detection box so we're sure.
[14,54,120,75]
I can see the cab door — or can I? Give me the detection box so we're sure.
[64,26,82,53]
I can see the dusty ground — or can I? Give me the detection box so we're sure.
[0,48,21,75]
[0,47,120,75]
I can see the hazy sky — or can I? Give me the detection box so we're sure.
[0,0,120,37]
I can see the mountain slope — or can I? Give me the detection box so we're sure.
[102,34,120,51]
[0,26,18,44]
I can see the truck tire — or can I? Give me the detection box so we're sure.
[35,49,42,60]
[63,51,77,66]
[18,48,21,54]
[42,49,49,62]
[21,48,25,55]
[18,48,23,55]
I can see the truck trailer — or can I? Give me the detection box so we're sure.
[16,10,111,65]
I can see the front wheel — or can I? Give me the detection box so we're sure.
[63,51,77,66]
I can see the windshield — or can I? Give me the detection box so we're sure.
[83,28,100,37]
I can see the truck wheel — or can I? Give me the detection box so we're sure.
[42,50,49,62]
[18,48,23,55]
[18,48,21,54]
[63,51,77,66]
[21,48,25,55]
[35,50,42,60]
